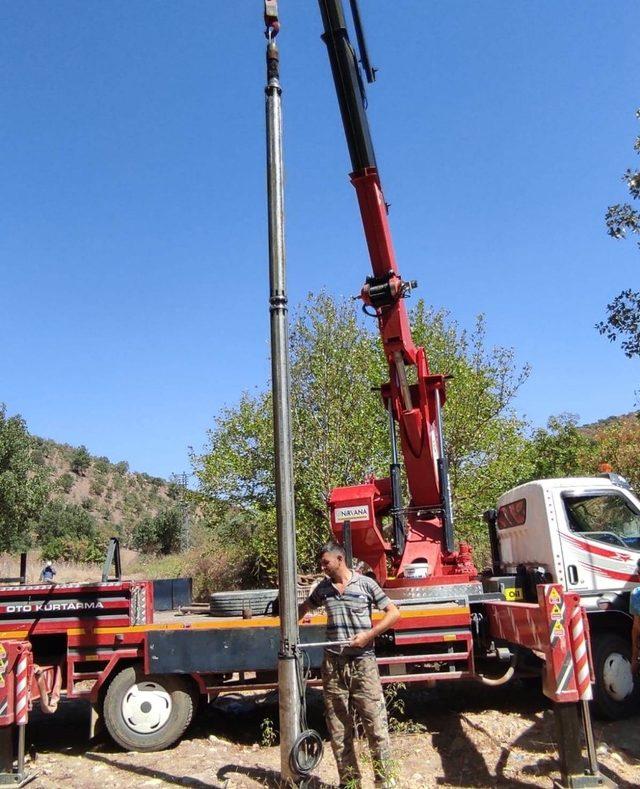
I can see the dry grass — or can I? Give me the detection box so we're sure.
[0,547,141,585]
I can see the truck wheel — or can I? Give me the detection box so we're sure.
[103,665,196,751]
[591,632,640,720]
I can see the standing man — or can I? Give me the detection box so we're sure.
[299,542,400,789]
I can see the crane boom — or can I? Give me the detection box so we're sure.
[319,0,473,586]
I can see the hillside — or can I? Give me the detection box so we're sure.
[32,437,179,547]
[579,410,639,436]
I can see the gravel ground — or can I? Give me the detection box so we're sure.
[17,681,640,788]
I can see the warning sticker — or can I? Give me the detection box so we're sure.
[550,604,563,621]
[0,642,6,687]
[548,588,561,605]
[552,620,565,638]
[504,587,524,601]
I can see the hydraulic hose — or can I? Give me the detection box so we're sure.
[475,654,517,687]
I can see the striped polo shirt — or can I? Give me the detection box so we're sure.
[308,571,391,657]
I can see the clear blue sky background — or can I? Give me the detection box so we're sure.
[1,1,638,480]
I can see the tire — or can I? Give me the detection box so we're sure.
[591,631,640,720]
[103,665,196,751]
[209,589,278,617]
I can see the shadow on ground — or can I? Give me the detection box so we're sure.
[22,679,638,788]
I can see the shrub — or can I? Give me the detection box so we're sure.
[90,478,105,497]
[94,457,111,474]
[114,461,129,475]
[189,546,251,600]
[57,473,75,494]
[31,448,47,466]
[132,507,183,555]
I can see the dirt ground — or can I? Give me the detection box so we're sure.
[20,681,640,788]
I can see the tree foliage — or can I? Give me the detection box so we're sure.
[605,110,640,246]
[71,444,92,476]
[527,414,596,480]
[599,109,640,356]
[590,414,640,491]
[0,404,50,552]
[596,289,640,359]
[193,293,388,581]
[193,293,531,580]
[132,506,184,555]
[36,500,103,562]
[410,305,531,554]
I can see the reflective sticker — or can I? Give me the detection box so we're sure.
[549,588,562,605]
[0,652,5,688]
[504,587,524,601]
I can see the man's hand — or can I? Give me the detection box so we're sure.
[350,630,374,649]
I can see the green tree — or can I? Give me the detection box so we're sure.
[71,444,92,476]
[409,306,532,555]
[0,404,50,552]
[193,294,531,578]
[526,414,596,480]
[598,109,640,357]
[590,414,640,490]
[132,507,183,555]
[36,500,103,562]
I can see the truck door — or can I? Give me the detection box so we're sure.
[557,489,640,592]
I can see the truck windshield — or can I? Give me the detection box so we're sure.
[564,493,640,551]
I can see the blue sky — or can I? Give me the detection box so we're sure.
[1,1,638,479]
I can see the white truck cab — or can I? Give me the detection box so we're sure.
[489,473,640,719]
[496,475,640,601]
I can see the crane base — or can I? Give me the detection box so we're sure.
[553,776,616,789]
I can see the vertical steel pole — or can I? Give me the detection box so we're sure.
[265,29,302,786]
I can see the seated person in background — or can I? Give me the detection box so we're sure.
[40,560,56,584]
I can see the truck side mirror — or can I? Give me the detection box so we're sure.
[483,509,497,526]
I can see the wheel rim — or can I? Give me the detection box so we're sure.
[602,651,634,702]
[121,681,172,734]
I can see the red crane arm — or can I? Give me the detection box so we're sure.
[351,166,444,510]
[319,0,470,583]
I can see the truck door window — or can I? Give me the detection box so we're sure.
[563,493,640,551]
